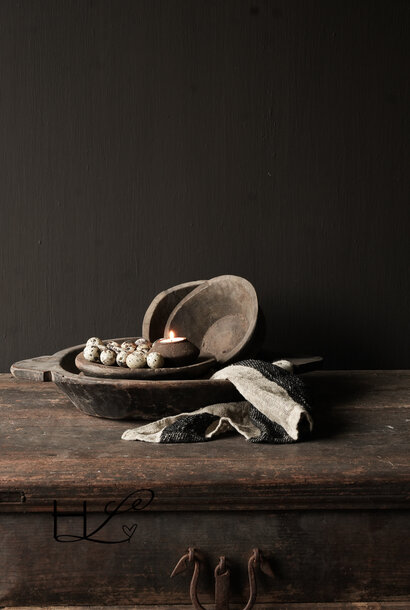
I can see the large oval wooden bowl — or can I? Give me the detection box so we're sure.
[10,345,323,420]
[165,275,259,363]
[10,341,240,420]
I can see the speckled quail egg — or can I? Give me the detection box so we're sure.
[100,349,116,366]
[136,346,150,356]
[121,341,136,353]
[135,341,151,353]
[147,351,164,369]
[106,341,121,353]
[116,350,129,367]
[83,345,100,362]
[135,338,152,348]
[86,337,102,348]
[126,351,147,369]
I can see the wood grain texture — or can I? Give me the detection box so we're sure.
[1,371,409,606]
[5,606,410,610]
[0,371,409,511]
[0,0,409,373]
[1,510,409,605]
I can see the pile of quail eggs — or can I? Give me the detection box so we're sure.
[83,337,164,369]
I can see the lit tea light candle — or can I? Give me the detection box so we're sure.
[158,330,186,344]
[151,330,199,367]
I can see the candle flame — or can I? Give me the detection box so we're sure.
[169,330,175,340]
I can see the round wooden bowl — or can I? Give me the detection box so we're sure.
[75,349,215,380]
[165,275,259,363]
[150,338,199,367]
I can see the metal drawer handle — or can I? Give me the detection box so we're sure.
[243,548,275,610]
[214,555,230,610]
[171,547,205,610]
[171,547,274,610]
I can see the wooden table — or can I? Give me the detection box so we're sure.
[0,371,409,609]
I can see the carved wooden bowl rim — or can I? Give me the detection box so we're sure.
[11,339,226,388]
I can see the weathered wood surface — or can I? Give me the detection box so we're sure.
[8,606,410,610]
[165,275,259,362]
[0,510,409,605]
[6,605,410,610]
[0,371,409,511]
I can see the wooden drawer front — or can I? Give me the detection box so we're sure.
[1,510,409,606]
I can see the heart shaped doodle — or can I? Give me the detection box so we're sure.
[122,523,137,539]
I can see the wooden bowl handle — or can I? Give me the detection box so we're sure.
[10,354,61,382]
[286,356,323,374]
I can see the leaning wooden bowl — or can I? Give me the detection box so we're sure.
[165,274,259,363]
[142,279,205,342]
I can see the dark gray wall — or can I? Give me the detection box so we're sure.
[1,0,409,371]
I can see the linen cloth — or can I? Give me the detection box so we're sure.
[121,359,313,444]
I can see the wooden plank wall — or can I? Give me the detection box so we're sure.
[0,0,409,371]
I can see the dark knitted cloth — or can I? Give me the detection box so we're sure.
[122,360,313,444]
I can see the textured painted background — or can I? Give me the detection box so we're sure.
[0,0,409,370]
